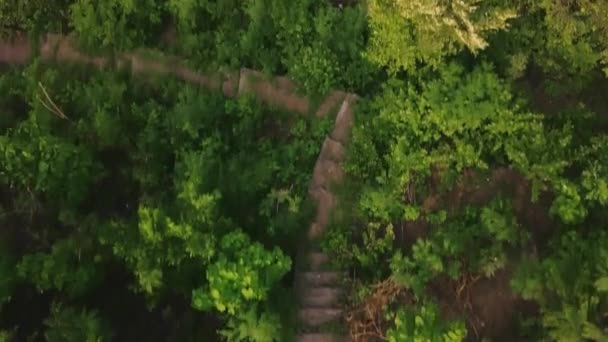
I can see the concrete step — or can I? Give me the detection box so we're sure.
[300,287,343,308]
[298,308,343,327]
[298,251,330,271]
[318,136,346,163]
[295,271,340,287]
[297,333,342,342]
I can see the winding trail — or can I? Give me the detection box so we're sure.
[295,95,357,341]
[0,32,358,341]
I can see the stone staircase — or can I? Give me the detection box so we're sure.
[294,95,357,342]
[295,249,344,341]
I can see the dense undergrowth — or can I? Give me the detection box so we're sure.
[0,62,330,340]
[1,0,608,341]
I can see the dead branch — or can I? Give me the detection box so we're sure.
[37,82,69,120]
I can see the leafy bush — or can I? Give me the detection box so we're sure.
[192,230,291,315]
[70,0,164,50]
[219,307,281,342]
[44,303,112,342]
[366,0,516,72]
[0,0,70,35]
[289,44,340,97]
[386,303,467,342]
[390,199,527,296]
[0,119,99,210]
[17,235,103,298]
[0,61,327,339]
[512,231,608,341]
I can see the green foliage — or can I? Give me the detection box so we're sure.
[580,136,608,207]
[260,188,304,237]
[102,188,219,295]
[218,307,281,342]
[386,303,467,342]
[512,230,608,341]
[366,0,516,72]
[69,0,164,50]
[0,0,71,35]
[324,220,395,280]
[17,235,103,298]
[550,181,587,225]
[0,118,99,210]
[391,199,526,296]
[44,303,111,342]
[346,63,553,227]
[3,0,608,339]
[0,61,327,339]
[437,199,527,277]
[192,230,291,315]
[391,240,443,296]
[168,0,244,67]
[341,42,608,340]
[531,0,608,77]
[0,330,13,342]
[546,134,608,224]
[170,0,372,92]
[289,43,340,96]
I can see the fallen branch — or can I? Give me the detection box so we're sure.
[37,82,69,120]
[346,278,405,341]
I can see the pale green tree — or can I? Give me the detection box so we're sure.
[366,0,516,71]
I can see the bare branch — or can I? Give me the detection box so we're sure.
[37,82,69,120]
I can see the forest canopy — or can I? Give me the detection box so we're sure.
[1,0,608,341]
